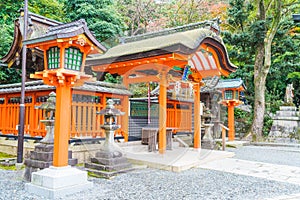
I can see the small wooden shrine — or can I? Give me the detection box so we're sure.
[87,20,237,153]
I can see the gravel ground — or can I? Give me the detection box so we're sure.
[227,145,300,167]
[1,145,300,200]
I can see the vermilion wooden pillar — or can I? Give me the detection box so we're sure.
[122,78,129,142]
[53,84,71,166]
[227,102,235,141]
[159,69,168,154]
[193,83,201,149]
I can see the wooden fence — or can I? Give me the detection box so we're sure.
[0,91,192,139]
[0,90,125,138]
[166,101,192,132]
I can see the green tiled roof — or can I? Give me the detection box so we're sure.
[23,19,106,52]
[216,78,246,90]
[87,28,221,65]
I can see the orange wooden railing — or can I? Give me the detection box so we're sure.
[166,100,192,132]
[0,90,126,139]
[71,101,104,138]
[0,90,192,138]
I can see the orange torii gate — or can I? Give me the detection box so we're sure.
[87,22,237,154]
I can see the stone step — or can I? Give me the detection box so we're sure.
[95,151,123,158]
[29,149,75,162]
[91,157,128,166]
[30,151,53,162]
[24,158,77,169]
[68,158,78,166]
[85,162,132,172]
[273,116,300,121]
[86,167,135,179]
[24,159,52,169]
[34,144,54,152]
[279,106,297,111]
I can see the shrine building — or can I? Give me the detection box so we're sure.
[0,11,238,154]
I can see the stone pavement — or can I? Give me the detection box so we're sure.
[121,142,235,172]
[199,158,300,185]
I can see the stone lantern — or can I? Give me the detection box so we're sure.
[23,19,106,198]
[98,99,124,152]
[38,91,56,144]
[85,99,133,178]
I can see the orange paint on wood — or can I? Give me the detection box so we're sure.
[158,70,168,154]
[82,102,87,137]
[92,54,174,72]
[122,96,129,142]
[92,103,97,137]
[71,104,77,137]
[87,103,92,136]
[193,83,201,149]
[53,85,71,167]
[228,103,235,141]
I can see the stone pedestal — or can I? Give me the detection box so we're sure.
[85,130,133,178]
[269,106,300,142]
[24,120,78,181]
[201,124,215,149]
[85,151,132,178]
[85,99,134,178]
[24,144,78,181]
[25,166,92,198]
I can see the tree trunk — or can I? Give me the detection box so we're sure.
[251,43,266,141]
[250,0,282,142]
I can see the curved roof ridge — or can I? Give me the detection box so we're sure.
[24,19,107,53]
[27,11,63,26]
[216,78,246,90]
[1,11,62,67]
[121,19,220,43]
[87,28,221,65]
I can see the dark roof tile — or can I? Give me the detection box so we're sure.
[215,78,246,90]
[0,80,132,96]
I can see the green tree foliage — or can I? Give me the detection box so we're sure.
[0,1,23,83]
[164,0,228,27]
[222,0,255,105]
[288,71,300,106]
[104,73,122,84]
[0,0,66,84]
[0,0,23,58]
[115,0,166,36]
[269,18,300,106]
[28,0,66,22]
[224,0,300,139]
[64,0,125,47]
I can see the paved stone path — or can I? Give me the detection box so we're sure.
[199,158,300,185]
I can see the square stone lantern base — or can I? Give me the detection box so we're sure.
[25,165,92,198]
